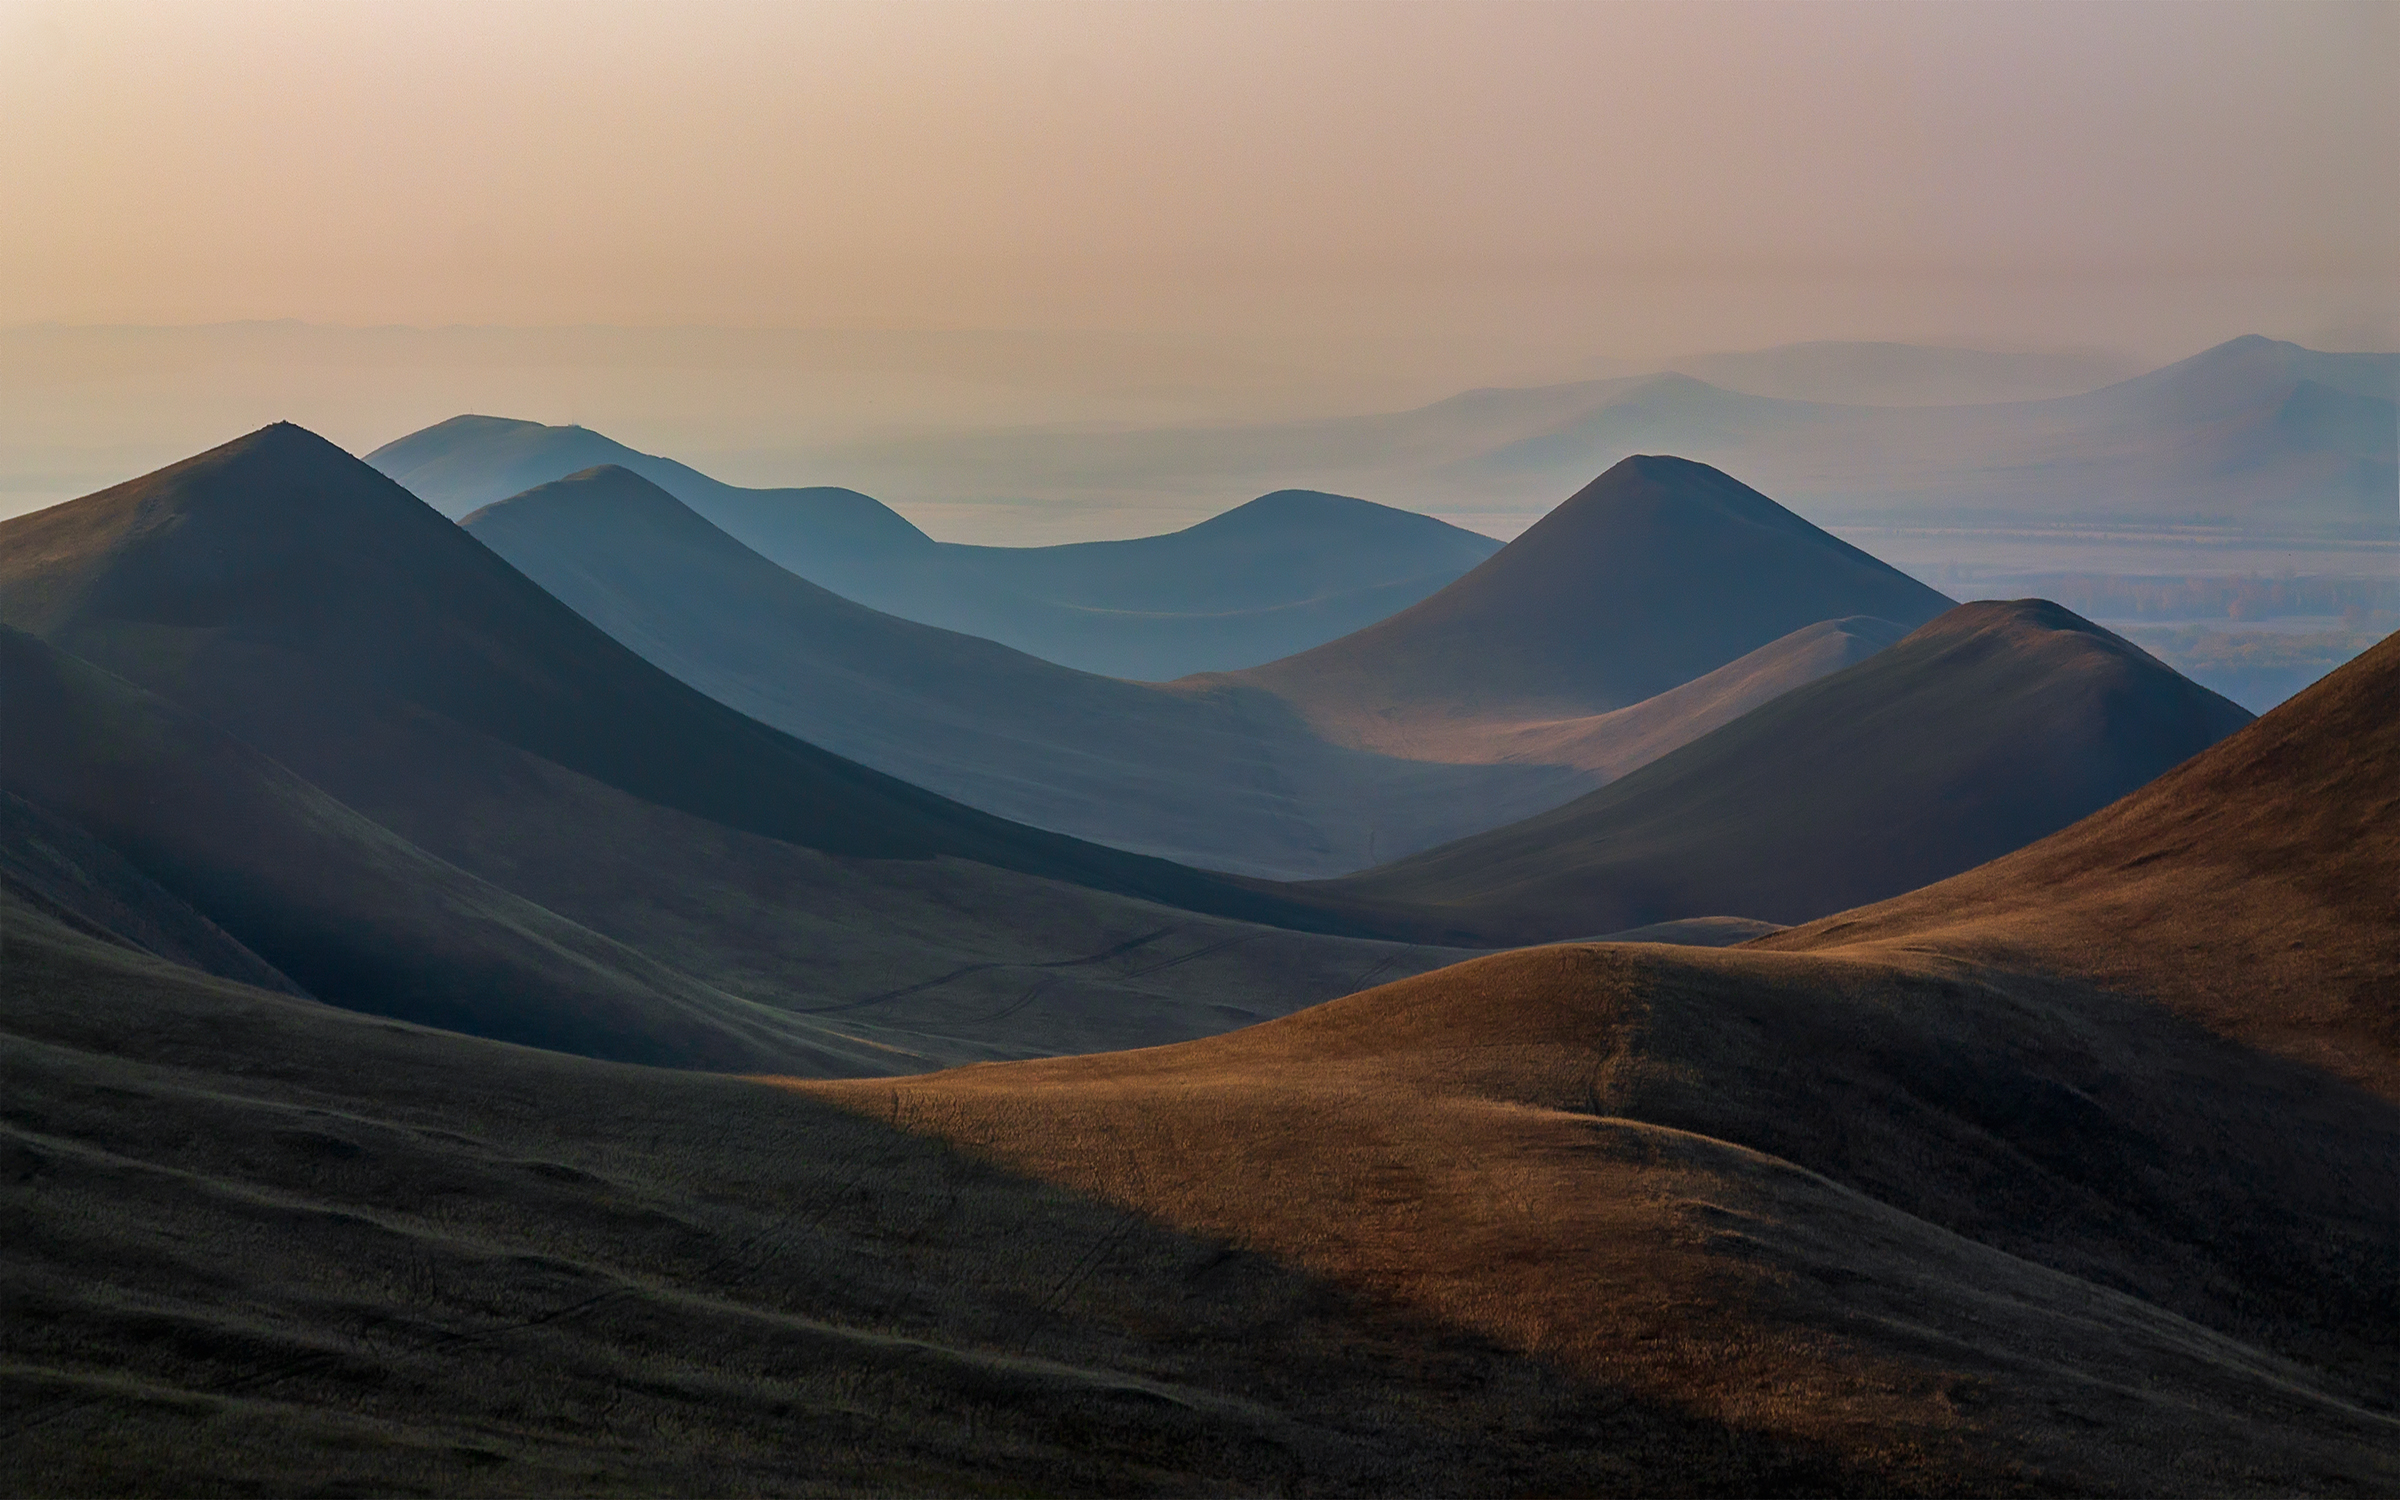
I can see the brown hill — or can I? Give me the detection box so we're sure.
[1298,599,2252,943]
[1221,454,1952,753]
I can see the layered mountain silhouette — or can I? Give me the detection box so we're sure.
[7,412,2392,1491]
[1297,599,2252,942]
[369,414,1502,678]
[460,464,1583,877]
[814,336,2396,541]
[0,425,1480,1066]
[460,458,1934,875]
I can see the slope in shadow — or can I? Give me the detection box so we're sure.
[3,894,1921,1495]
[0,426,1484,1067]
[1296,599,2252,944]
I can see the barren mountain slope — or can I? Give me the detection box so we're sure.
[1,895,1886,1496]
[1293,600,2251,943]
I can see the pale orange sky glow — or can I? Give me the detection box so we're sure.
[3,0,2392,357]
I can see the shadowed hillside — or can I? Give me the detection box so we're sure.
[1300,600,2251,943]
[370,415,1504,679]
[0,424,1376,924]
[0,426,1483,1065]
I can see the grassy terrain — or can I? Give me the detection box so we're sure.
[2,898,1897,1496]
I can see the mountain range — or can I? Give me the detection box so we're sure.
[801,335,2399,540]
[0,425,1479,1071]
[459,456,1945,876]
[370,414,1502,680]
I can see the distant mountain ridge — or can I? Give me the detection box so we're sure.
[370,415,1502,679]
[799,336,2397,541]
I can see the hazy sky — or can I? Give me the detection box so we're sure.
[3,0,2392,359]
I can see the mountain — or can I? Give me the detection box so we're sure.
[0,425,1480,1064]
[1300,600,2251,943]
[461,464,1583,877]
[1219,456,1954,751]
[1662,339,2142,405]
[364,412,934,568]
[801,336,2397,545]
[369,415,1504,679]
[777,627,2400,1493]
[8,575,2390,1493]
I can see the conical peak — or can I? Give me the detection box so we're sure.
[1525,455,1812,545]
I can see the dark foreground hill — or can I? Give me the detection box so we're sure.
[1219,455,1953,754]
[370,414,1503,678]
[6,630,2391,1493]
[462,465,1584,877]
[0,427,1474,1065]
[1300,600,2252,943]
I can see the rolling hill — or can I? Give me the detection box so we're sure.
[777,617,2400,1493]
[369,414,1503,679]
[1298,599,2252,943]
[0,425,1480,1065]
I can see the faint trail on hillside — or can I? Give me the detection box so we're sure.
[791,927,1178,1015]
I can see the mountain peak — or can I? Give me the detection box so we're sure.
[1238,457,1954,720]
